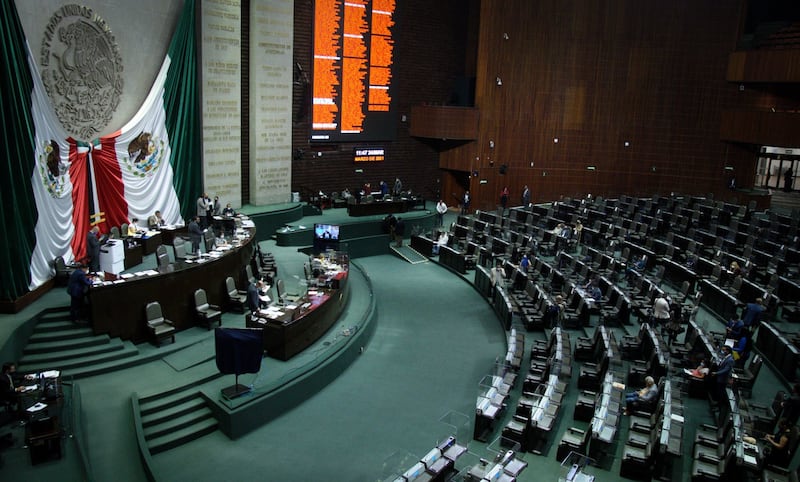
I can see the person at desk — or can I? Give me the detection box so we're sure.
[247,279,268,314]
[213,195,221,215]
[710,345,734,402]
[725,316,744,340]
[781,385,800,426]
[222,203,235,217]
[188,216,203,254]
[732,327,752,367]
[742,298,765,329]
[68,264,93,324]
[147,210,165,230]
[625,254,646,281]
[624,376,659,415]
[1,362,25,411]
[432,231,449,255]
[196,194,207,228]
[86,226,101,272]
[764,418,796,467]
[393,177,402,197]
[728,260,742,278]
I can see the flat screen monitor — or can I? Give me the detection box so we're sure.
[313,224,340,253]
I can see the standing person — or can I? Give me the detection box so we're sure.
[379,181,389,198]
[500,186,509,211]
[784,168,793,192]
[742,298,765,329]
[711,345,734,402]
[394,217,405,247]
[213,196,221,215]
[196,194,207,227]
[521,185,531,207]
[393,177,403,196]
[68,264,93,323]
[461,191,471,215]
[519,254,530,272]
[188,216,203,254]
[652,294,671,330]
[491,262,506,289]
[86,226,101,272]
[436,199,448,227]
[247,279,267,314]
[204,193,214,228]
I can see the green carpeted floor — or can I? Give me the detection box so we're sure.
[1,206,797,482]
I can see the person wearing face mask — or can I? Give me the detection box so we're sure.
[710,345,734,403]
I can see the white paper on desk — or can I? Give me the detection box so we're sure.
[286,304,298,310]
[26,402,47,412]
[21,384,38,392]
[40,370,60,378]
[670,413,684,423]
[120,273,134,279]
[612,382,626,390]
[725,338,735,348]
[113,279,125,284]
[744,453,757,465]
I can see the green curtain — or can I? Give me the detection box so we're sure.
[0,1,37,301]
[165,0,203,222]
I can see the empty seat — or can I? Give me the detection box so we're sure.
[225,276,247,313]
[145,301,176,346]
[194,288,222,330]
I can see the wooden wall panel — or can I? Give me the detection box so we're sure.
[455,0,754,210]
[290,0,472,201]
[408,105,479,140]
[721,110,800,146]
[728,50,800,82]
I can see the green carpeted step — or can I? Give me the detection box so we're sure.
[20,338,126,365]
[140,394,207,425]
[23,334,112,355]
[18,343,140,373]
[33,320,85,333]
[147,417,218,455]
[28,326,95,343]
[35,309,71,322]
[143,406,215,441]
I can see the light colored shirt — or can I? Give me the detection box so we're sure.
[653,297,670,320]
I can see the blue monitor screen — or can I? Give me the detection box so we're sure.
[314,224,340,241]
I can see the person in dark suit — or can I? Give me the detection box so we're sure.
[188,216,203,254]
[247,280,267,314]
[68,265,93,323]
[1,362,24,411]
[711,345,734,402]
[86,226,101,272]
[394,217,405,247]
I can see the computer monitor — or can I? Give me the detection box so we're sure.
[313,224,340,252]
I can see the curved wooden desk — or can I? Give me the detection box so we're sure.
[88,230,256,344]
[246,269,349,361]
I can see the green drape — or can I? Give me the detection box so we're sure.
[0,1,37,301]
[165,0,203,222]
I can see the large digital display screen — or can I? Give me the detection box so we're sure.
[312,0,397,142]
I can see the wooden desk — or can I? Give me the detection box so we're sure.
[346,197,422,217]
[88,230,255,343]
[124,242,143,269]
[245,270,349,360]
[137,232,163,255]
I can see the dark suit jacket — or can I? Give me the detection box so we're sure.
[246,282,260,313]
[87,231,100,260]
[68,269,91,298]
[715,354,734,384]
[188,221,203,243]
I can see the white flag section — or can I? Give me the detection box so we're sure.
[27,46,77,290]
[27,49,184,290]
[111,55,183,229]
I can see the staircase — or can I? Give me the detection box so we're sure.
[390,244,429,264]
[770,190,800,214]
[136,374,222,455]
[17,307,140,378]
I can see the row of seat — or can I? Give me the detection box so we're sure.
[474,331,524,442]
[390,436,467,482]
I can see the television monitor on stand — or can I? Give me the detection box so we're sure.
[313,224,340,253]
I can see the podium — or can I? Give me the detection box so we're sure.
[99,239,125,274]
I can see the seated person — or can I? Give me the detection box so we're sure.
[247,280,269,314]
[1,362,28,411]
[624,376,659,415]
[222,203,235,217]
[127,218,140,236]
[764,418,796,468]
[684,359,710,380]
[588,283,603,302]
[147,210,165,229]
[432,231,449,255]
[626,255,647,280]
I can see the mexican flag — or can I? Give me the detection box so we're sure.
[23,0,199,291]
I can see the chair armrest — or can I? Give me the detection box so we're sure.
[696,453,721,464]
[209,304,221,311]
[627,438,648,449]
